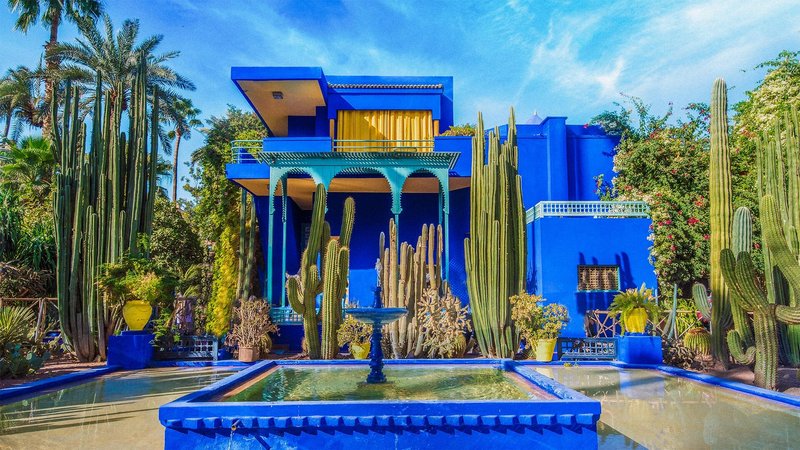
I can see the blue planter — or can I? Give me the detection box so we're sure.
[106,331,154,370]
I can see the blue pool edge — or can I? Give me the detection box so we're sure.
[0,365,121,404]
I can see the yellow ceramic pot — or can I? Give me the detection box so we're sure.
[350,342,371,360]
[624,307,648,334]
[122,300,153,331]
[534,338,557,362]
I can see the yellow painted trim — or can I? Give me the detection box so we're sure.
[329,118,335,138]
[434,119,440,136]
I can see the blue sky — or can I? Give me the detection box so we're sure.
[2,0,799,200]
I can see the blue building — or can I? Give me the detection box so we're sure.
[226,67,656,342]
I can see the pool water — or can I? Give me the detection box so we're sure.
[0,367,237,449]
[536,366,800,449]
[222,365,553,402]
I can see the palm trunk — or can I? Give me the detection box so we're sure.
[172,132,182,203]
[43,16,60,140]
[2,112,11,139]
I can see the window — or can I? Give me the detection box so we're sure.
[577,265,619,292]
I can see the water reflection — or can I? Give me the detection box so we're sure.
[0,367,237,449]
[538,366,800,449]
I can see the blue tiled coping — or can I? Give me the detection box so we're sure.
[0,365,120,404]
[159,359,601,450]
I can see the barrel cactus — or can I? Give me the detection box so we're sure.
[683,327,712,356]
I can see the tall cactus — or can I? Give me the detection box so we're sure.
[722,195,800,389]
[756,105,800,366]
[286,184,354,359]
[464,109,525,358]
[708,78,733,363]
[53,60,160,361]
[729,207,755,347]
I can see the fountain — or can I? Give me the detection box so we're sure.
[344,287,406,383]
[158,289,601,449]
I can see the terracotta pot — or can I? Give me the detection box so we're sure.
[238,346,259,363]
[122,300,152,331]
[534,338,557,362]
[623,307,648,334]
[350,342,371,359]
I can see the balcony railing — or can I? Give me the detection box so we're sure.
[230,138,439,163]
[528,201,650,221]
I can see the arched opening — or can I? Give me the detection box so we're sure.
[327,167,392,306]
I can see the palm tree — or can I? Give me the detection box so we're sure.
[0,136,54,203]
[0,66,45,140]
[165,97,202,203]
[53,14,195,111]
[7,0,102,138]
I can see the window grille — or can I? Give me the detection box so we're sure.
[578,265,619,291]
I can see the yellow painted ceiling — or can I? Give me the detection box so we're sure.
[238,80,325,136]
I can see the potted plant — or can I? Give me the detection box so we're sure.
[226,298,278,363]
[337,313,372,359]
[609,283,660,334]
[511,293,569,362]
[97,256,176,331]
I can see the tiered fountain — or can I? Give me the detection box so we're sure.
[344,287,406,383]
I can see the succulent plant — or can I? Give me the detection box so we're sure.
[464,109,525,358]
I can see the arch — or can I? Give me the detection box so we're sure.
[399,167,448,212]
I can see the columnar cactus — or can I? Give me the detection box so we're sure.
[286,184,354,359]
[464,109,525,358]
[53,60,160,362]
[378,221,444,358]
[708,78,734,363]
[729,206,755,347]
[722,196,800,389]
[756,105,800,365]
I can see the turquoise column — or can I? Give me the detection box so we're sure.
[280,177,288,307]
[266,178,276,303]
[439,170,450,280]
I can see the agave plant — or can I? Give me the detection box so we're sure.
[0,306,35,348]
[609,283,660,334]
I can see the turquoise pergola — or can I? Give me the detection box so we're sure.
[260,151,460,306]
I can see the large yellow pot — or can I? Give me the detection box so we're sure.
[534,338,557,362]
[350,342,371,360]
[623,307,648,334]
[122,300,152,331]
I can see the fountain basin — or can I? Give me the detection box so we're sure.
[159,359,601,449]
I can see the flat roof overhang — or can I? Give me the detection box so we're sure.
[232,67,327,137]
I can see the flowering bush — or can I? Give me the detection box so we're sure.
[510,293,569,350]
[337,314,372,348]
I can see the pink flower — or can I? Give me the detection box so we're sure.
[687,217,699,226]
[754,243,761,249]
[703,234,710,240]
[670,245,676,252]
[668,234,674,240]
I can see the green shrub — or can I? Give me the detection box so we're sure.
[510,293,570,351]
[440,123,476,136]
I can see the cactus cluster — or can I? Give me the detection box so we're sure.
[53,61,160,362]
[378,220,444,358]
[464,110,525,358]
[701,78,800,389]
[757,105,800,366]
[286,184,354,359]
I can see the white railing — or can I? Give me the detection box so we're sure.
[529,201,650,221]
[230,140,264,163]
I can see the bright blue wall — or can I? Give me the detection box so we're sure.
[322,188,470,306]
[532,216,656,337]
[287,116,316,136]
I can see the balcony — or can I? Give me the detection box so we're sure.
[230,135,472,172]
